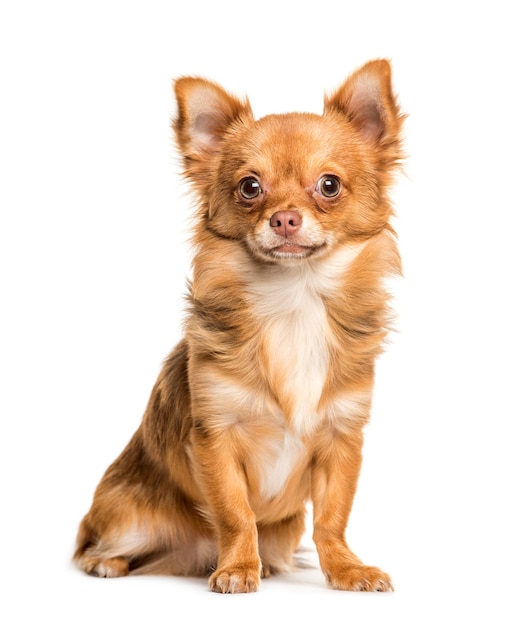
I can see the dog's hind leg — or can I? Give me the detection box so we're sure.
[74,509,161,577]
[257,508,306,577]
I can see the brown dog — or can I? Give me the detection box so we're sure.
[74,59,404,593]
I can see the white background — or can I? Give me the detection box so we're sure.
[1,1,510,624]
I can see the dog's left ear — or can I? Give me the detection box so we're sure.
[324,59,403,144]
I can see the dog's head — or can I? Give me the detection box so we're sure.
[174,60,404,265]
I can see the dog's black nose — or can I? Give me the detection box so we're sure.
[269,211,302,238]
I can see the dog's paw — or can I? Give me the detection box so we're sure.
[325,565,393,592]
[260,561,272,579]
[209,566,261,593]
[79,555,130,578]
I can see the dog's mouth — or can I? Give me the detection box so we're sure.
[274,242,312,254]
[247,227,328,263]
[266,240,326,260]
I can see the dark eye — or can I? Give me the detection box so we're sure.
[238,177,261,200]
[317,175,342,198]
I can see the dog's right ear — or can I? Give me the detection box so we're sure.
[173,78,253,161]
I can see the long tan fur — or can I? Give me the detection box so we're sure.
[74,59,405,593]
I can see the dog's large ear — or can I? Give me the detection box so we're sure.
[173,78,253,160]
[324,59,403,145]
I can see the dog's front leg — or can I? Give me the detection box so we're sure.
[311,429,393,592]
[190,416,261,593]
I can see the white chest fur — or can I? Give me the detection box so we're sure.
[244,245,367,435]
[267,286,327,435]
[216,245,368,498]
[246,262,333,435]
[258,429,305,499]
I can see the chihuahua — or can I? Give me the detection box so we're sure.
[74,59,405,593]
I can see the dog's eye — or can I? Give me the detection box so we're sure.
[317,175,342,198]
[239,177,262,200]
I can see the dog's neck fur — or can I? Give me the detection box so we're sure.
[243,243,370,434]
